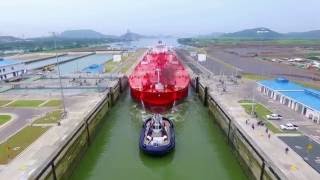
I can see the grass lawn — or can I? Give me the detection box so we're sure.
[241,73,268,81]
[0,100,12,106]
[33,110,62,124]
[295,81,320,90]
[41,100,62,107]
[0,126,49,164]
[240,102,282,133]
[104,60,118,72]
[8,100,45,107]
[0,115,12,126]
[120,60,133,73]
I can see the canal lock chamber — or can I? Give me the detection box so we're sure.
[66,85,248,180]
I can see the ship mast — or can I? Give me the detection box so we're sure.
[156,68,160,84]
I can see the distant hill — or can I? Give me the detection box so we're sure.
[59,29,148,41]
[59,29,115,39]
[0,36,23,43]
[222,27,282,39]
[219,27,320,39]
[119,30,146,41]
[285,30,320,39]
[197,32,224,39]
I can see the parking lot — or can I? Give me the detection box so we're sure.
[279,136,320,173]
[240,80,320,140]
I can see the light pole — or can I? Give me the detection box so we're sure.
[51,32,67,118]
[251,88,255,117]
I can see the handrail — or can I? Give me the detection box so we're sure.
[206,85,283,180]
[33,87,111,180]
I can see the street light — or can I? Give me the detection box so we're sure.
[51,32,67,119]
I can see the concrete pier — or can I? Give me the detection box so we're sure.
[0,76,126,180]
[182,50,320,179]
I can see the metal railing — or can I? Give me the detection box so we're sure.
[196,77,283,180]
[32,79,123,180]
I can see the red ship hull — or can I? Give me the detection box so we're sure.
[130,86,189,107]
[129,44,189,109]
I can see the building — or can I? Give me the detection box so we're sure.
[257,78,320,124]
[197,54,206,62]
[0,59,26,81]
[190,51,197,57]
[113,55,122,62]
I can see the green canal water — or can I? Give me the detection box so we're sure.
[70,90,247,180]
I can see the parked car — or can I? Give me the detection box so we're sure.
[280,123,299,130]
[266,114,283,120]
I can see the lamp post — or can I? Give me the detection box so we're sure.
[51,32,67,119]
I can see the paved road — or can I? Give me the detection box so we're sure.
[177,49,236,76]
[206,47,320,82]
[279,136,320,173]
[0,108,51,143]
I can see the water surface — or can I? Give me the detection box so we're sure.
[70,90,246,180]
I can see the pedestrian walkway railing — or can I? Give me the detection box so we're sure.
[194,76,285,180]
[32,78,125,180]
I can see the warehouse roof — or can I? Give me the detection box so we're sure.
[258,78,320,111]
[257,77,304,91]
[0,59,20,66]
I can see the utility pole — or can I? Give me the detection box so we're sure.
[251,88,255,117]
[52,32,67,119]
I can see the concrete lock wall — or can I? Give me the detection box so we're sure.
[32,77,128,180]
[194,77,280,180]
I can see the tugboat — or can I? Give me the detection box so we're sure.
[139,114,175,155]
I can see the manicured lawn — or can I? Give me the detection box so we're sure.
[0,100,12,106]
[0,115,12,126]
[121,60,133,73]
[104,60,118,72]
[41,100,62,107]
[241,73,268,81]
[33,110,62,124]
[8,100,45,107]
[241,103,282,133]
[295,81,320,90]
[0,126,49,164]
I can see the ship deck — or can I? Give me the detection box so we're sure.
[129,51,189,92]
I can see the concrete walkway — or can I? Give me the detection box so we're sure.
[203,77,320,180]
[0,93,104,179]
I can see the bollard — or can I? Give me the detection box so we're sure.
[204,86,208,106]
[195,76,199,93]
[227,119,231,144]
[109,88,114,106]
[85,120,91,145]
[119,78,122,93]
[260,161,266,180]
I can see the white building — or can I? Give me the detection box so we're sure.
[113,55,122,62]
[197,54,206,62]
[257,78,320,124]
[0,59,26,81]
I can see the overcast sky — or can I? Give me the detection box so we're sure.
[0,0,319,37]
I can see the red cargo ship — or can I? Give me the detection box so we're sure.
[129,42,189,109]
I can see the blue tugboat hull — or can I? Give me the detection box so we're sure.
[139,117,175,156]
